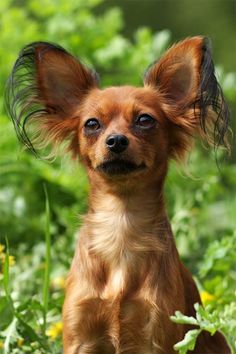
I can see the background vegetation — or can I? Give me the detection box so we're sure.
[0,0,235,353]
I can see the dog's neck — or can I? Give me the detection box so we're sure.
[85,177,171,268]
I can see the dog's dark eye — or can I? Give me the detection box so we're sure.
[135,114,156,129]
[84,118,100,131]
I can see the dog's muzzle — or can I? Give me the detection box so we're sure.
[97,159,146,176]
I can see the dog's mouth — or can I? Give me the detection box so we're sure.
[97,159,146,176]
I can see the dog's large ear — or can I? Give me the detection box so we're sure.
[144,36,230,160]
[6,42,99,156]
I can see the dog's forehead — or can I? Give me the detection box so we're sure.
[97,86,159,104]
[82,86,161,116]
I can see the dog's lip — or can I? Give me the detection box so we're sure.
[97,159,146,175]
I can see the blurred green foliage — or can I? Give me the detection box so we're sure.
[172,231,236,353]
[0,0,235,353]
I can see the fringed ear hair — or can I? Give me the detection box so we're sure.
[144,36,230,160]
[5,42,99,157]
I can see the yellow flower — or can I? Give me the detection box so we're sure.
[0,244,5,254]
[9,255,15,266]
[51,276,66,290]
[0,254,15,266]
[17,338,24,347]
[200,291,215,305]
[0,340,4,349]
[0,253,5,264]
[46,322,63,340]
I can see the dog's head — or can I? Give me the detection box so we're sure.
[6,37,230,185]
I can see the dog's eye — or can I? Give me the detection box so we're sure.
[135,114,156,129]
[84,118,100,131]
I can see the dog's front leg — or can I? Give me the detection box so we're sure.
[63,281,117,354]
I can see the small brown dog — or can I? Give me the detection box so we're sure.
[7,37,231,353]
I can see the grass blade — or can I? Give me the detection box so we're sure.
[42,184,51,335]
[3,238,14,313]
[3,318,17,354]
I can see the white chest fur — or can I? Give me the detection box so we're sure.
[86,193,164,268]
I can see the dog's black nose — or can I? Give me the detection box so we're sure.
[106,134,129,153]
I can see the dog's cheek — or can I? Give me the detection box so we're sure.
[146,130,169,168]
[78,133,101,170]
[77,134,93,168]
[166,121,194,161]
[157,130,170,161]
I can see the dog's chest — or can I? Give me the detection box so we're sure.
[102,267,125,299]
[87,201,133,265]
[87,195,162,269]
[97,264,160,353]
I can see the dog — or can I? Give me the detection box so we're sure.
[6,36,231,353]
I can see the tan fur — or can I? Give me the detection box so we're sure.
[63,182,230,353]
[63,186,186,353]
[8,37,231,353]
[61,38,230,353]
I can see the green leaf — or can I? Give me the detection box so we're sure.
[174,329,201,354]
[170,311,198,325]
[0,296,13,330]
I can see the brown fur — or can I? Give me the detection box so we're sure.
[7,37,231,353]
